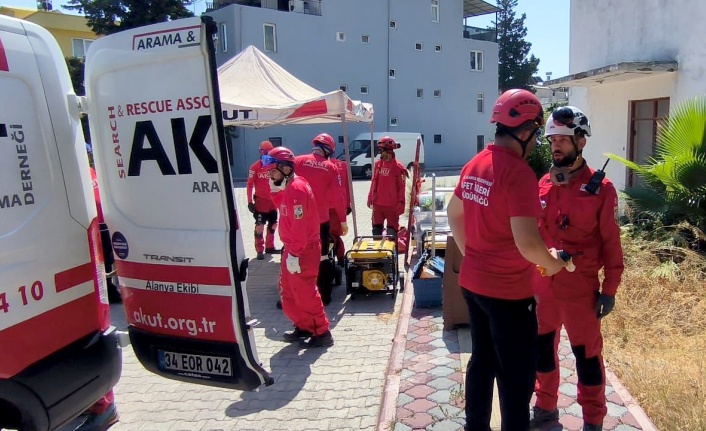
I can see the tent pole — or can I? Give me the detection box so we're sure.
[369,122,375,173]
[341,115,357,238]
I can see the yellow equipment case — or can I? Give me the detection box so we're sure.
[345,236,399,299]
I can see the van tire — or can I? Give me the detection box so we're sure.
[364,164,373,179]
[407,162,425,173]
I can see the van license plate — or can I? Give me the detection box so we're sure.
[158,351,232,377]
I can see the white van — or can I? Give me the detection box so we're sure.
[343,132,425,179]
[1,14,271,430]
[0,16,121,430]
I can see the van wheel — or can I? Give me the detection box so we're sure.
[364,165,373,179]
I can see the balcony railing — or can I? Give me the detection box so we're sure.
[205,0,239,12]
[463,25,497,42]
[286,0,321,15]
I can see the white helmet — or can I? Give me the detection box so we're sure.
[545,106,591,137]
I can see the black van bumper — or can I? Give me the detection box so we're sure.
[0,327,122,431]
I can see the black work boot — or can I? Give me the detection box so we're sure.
[282,327,312,342]
[529,406,559,427]
[299,331,334,348]
[583,424,602,431]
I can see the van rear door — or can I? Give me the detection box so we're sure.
[85,17,271,390]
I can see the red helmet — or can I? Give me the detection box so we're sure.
[259,140,274,153]
[263,146,295,168]
[377,136,400,151]
[490,89,544,128]
[312,133,336,155]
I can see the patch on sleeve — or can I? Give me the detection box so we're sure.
[294,204,303,220]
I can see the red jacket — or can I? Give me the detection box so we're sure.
[368,158,406,207]
[538,164,624,298]
[90,167,105,224]
[332,159,352,209]
[294,153,346,224]
[271,176,321,256]
[246,160,273,204]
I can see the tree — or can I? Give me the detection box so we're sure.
[494,0,540,92]
[66,56,85,96]
[607,96,706,234]
[64,0,195,36]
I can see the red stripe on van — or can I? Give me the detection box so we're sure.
[0,37,9,71]
[115,261,232,285]
[0,295,98,379]
[55,263,93,293]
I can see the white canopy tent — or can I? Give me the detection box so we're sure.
[217,45,376,237]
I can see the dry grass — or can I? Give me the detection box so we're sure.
[603,230,706,430]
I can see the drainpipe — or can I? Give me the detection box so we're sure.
[387,0,391,132]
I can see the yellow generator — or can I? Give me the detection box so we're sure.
[345,236,399,299]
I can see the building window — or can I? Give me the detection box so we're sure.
[433,89,441,98]
[220,23,228,52]
[360,85,369,94]
[431,0,439,22]
[470,50,483,71]
[72,38,94,58]
[361,35,369,43]
[477,93,484,113]
[390,117,398,127]
[269,137,283,147]
[389,69,396,79]
[434,134,442,144]
[338,136,344,144]
[435,44,442,52]
[389,20,397,29]
[264,24,277,52]
[336,32,346,42]
[476,135,485,153]
[416,89,424,98]
[415,42,423,51]
[340,84,348,92]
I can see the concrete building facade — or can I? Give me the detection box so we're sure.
[206,0,499,179]
[544,0,699,191]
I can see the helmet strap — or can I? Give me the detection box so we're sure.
[508,130,536,158]
[549,158,586,186]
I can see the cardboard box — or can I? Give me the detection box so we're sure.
[442,235,470,329]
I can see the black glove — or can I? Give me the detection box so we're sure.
[247,202,256,214]
[346,207,352,216]
[595,294,615,319]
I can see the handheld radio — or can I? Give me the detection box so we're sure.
[584,159,610,195]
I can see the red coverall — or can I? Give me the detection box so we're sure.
[367,157,407,235]
[534,164,624,426]
[329,159,351,263]
[294,153,347,303]
[272,176,330,336]
[247,160,278,254]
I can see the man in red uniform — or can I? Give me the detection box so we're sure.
[330,157,353,266]
[530,107,624,431]
[294,133,348,305]
[246,140,278,260]
[264,147,334,348]
[367,137,407,237]
[447,89,568,431]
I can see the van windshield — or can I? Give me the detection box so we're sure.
[337,139,380,160]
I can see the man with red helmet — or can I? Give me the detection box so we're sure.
[246,140,278,260]
[294,133,348,305]
[330,157,353,266]
[263,147,333,348]
[367,136,408,237]
[447,89,568,431]
[530,107,624,431]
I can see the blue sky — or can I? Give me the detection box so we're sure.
[3,0,570,79]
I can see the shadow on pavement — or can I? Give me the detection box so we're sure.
[223,343,326,418]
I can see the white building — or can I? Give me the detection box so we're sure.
[206,0,500,179]
[543,0,697,191]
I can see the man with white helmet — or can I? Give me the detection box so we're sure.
[530,106,624,431]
